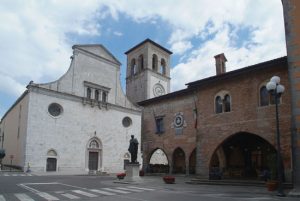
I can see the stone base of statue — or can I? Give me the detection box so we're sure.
[123,163,141,182]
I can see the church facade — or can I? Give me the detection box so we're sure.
[0,45,141,173]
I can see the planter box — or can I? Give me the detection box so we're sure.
[163,176,175,184]
[266,180,278,191]
[116,173,126,180]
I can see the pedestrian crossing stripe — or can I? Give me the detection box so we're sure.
[116,187,144,192]
[72,190,98,197]
[101,187,130,194]
[90,189,116,196]
[36,192,59,200]
[15,193,35,201]
[60,193,80,199]
[127,186,155,191]
[0,186,156,200]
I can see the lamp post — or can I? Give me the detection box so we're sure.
[266,76,285,197]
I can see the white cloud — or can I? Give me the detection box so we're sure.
[170,40,193,55]
[0,0,114,97]
[0,0,286,101]
[0,74,25,96]
[113,31,123,36]
[97,0,285,90]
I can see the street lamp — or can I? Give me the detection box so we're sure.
[266,76,285,197]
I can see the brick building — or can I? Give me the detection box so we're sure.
[138,55,293,182]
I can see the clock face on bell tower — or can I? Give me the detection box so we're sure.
[153,83,165,97]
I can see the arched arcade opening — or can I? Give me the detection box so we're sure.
[148,148,169,173]
[210,132,278,180]
[172,147,185,174]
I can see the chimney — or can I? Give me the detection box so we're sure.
[214,53,227,75]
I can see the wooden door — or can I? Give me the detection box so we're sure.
[88,152,99,170]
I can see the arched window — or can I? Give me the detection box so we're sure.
[152,54,158,71]
[138,54,144,71]
[160,59,166,75]
[224,94,231,112]
[87,88,92,99]
[260,86,269,106]
[102,92,107,102]
[95,90,99,101]
[215,96,223,114]
[130,59,137,76]
[259,85,280,106]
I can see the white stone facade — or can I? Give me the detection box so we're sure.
[0,44,142,174]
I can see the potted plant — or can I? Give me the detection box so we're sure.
[265,153,278,191]
[116,173,126,180]
[163,175,175,184]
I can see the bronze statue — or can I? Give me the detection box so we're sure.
[128,135,139,163]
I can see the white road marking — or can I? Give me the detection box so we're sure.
[102,188,130,194]
[116,187,144,192]
[36,192,59,200]
[17,184,40,194]
[15,193,35,201]
[127,186,155,191]
[3,174,8,176]
[72,190,98,197]
[60,193,80,199]
[90,189,116,196]
[0,195,6,201]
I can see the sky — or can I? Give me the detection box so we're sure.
[0,0,286,118]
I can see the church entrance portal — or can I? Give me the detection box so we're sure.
[210,132,277,180]
[46,149,57,172]
[86,138,102,171]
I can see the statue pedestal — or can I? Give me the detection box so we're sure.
[124,163,141,182]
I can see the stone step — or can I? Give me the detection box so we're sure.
[88,170,109,176]
[187,179,293,188]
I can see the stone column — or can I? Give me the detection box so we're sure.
[185,156,189,175]
[282,0,300,191]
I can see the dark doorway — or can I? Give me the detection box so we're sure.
[189,149,196,174]
[173,147,185,174]
[88,152,99,170]
[46,158,57,171]
[210,132,277,180]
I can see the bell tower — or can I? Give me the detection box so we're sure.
[125,39,172,103]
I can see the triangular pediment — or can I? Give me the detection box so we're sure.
[73,44,121,65]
